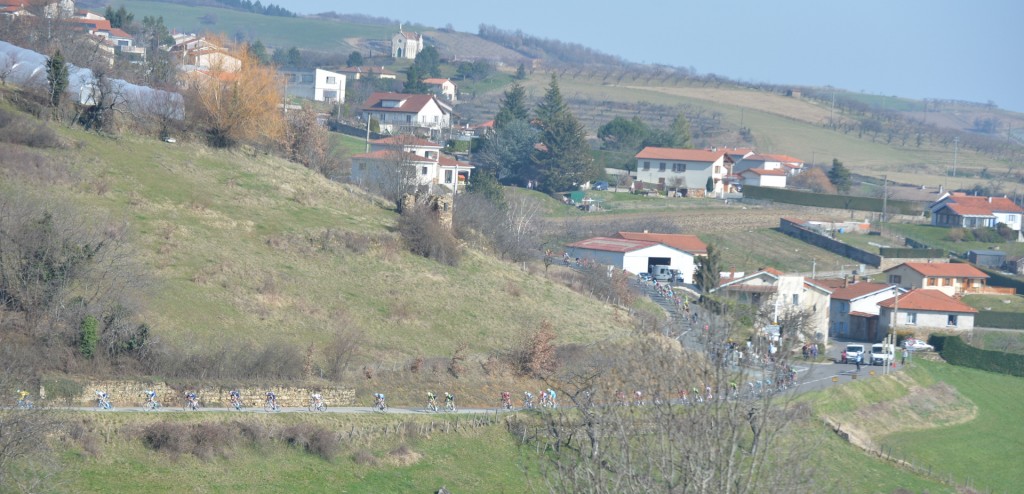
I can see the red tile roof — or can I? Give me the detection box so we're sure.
[886,262,989,279]
[350,150,433,163]
[70,18,112,31]
[615,231,707,254]
[108,28,132,39]
[947,195,1023,213]
[361,92,446,114]
[824,281,894,301]
[747,153,803,163]
[877,289,977,313]
[566,237,662,253]
[371,135,440,148]
[423,78,451,85]
[635,147,725,162]
[438,154,472,167]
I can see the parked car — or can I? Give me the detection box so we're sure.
[870,343,895,366]
[903,339,934,352]
[637,272,652,282]
[592,181,609,191]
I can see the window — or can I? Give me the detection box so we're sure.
[643,161,650,171]
[421,166,428,175]
[358,163,366,171]
[947,314,958,326]
[906,312,917,325]
[888,275,902,284]
[406,115,412,123]
[301,74,314,83]
[326,76,336,84]
[659,162,666,172]
[673,163,686,172]
[943,278,951,286]
[927,278,937,286]
[792,294,799,305]
[444,170,453,183]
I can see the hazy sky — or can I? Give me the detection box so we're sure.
[277,0,1022,112]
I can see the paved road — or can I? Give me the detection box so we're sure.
[71,405,506,414]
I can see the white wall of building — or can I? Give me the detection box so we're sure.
[879,307,975,332]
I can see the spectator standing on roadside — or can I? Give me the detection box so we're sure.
[902,348,909,365]
[855,353,862,371]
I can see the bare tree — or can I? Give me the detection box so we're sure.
[0,51,18,87]
[286,108,346,180]
[518,305,821,494]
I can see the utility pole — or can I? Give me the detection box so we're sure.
[952,136,959,177]
[882,174,888,224]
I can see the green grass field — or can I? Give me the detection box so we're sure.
[961,294,1024,313]
[807,359,1024,493]
[885,223,1024,257]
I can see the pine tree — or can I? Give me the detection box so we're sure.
[403,64,428,93]
[827,158,852,193]
[494,81,529,129]
[346,50,364,67]
[515,62,527,80]
[695,243,722,294]
[532,75,592,192]
[671,113,692,148]
[45,50,68,108]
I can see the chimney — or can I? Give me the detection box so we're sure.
[730,268,735,279]
[988,196,993,203]
[843,276,848,288]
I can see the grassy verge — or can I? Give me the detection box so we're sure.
[885,223,1024,257]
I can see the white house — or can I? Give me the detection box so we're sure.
[714,268,831,346]
[929,192,1024,240]
[818,279,902,342]
[338,66,399,80]
[361,92,452,136]
[613,231,707,256]
[739,167,787,188]
[423,78,456,102]
[280,68,345,103]
[391,28,423,59]
[883,262,989,297]
[350,135,472,191]
[170,36,241,72]
[877,289,977,333]
[634,147,731,197]
[564,237,696,283]
[733,153,804,175]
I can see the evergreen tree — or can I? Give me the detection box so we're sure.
[827,158,852,193]
[532,75,592,192]
[694,243,722,294]
[248,40,269,65]
[346,50,364,67]
[671,113,692,148]
[412,45,442,78]
[467,168,506,208]
[706,176,715,195]
[493,81,529,129]
[45,50,68,108]
[403,64,428,93]
[515,62,527,80]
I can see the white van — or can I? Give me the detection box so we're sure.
[651,265,673,282]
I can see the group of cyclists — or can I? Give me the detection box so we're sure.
[422,392,456,412]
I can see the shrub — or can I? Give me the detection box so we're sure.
[929,334,1024,377]
[279,424,339,461]
[79,316,98,359]
[41,378,83,405]
[972,227,1005,243]
[141,422,189,456]
[398,207,461,266]
[352,449,377,465]
[0,108,62,148]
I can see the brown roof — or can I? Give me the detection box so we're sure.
[566,237,662,253]
[886,262,989,279]
[877,289,978,313]
[746,153,803,163]
[942,202,997,217]
[615,232,706,254]
[824,281,895,301]
[423,78,452,85]
[635,147,725,162]
[361,92,446,113]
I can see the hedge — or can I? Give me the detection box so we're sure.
[743,186,923,215]
[927,335,1024,377]
[974,311,1024,330]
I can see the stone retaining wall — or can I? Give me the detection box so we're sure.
[63,380,356,408]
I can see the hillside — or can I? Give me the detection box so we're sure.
[0,106,632,374]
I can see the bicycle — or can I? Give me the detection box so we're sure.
[444,400,456,412]
[143,399,161,411]
[264,398,279,412]
[229,396,244,411]
[95,391,113,410]
[425,397,438,413]
[183,395,200,411]
[308,397,326,412]
[17,398,34,409]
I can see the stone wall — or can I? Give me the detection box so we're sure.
[62,380,355,408]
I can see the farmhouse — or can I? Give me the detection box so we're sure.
[423,78,457,102]
[877,289,977,332]
[739,167,787,188]
[817,278,901,342]
[713,268,831,345]
[170,35,241,72]
[634,147,731,197]
[884,262,989,296]
[929,193,1024,241]
[361,92,452,136]
[564,237,696,283]
[279,68,345,103]
[350,135,472,192]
